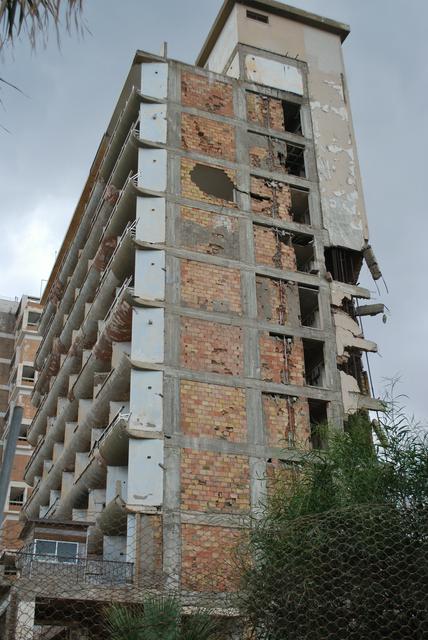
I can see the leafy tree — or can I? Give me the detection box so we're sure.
[237,394,428,639]
[105,595,224,640]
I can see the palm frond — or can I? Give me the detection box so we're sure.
[181,610,223,640]
[0,0,84,49]
[104,603,145,640]
[139,595,180,640]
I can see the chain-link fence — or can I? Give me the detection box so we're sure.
[0,501,427,639]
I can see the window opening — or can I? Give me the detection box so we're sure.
[290,187,310,224]
[298,286,320,328]
[22,365,35,383]
[9,486,25,507]
[27,311,41,327]
[303,339,324,387]
[282,100,302,134]
[33,539,79,564]
[324,247,362,284]
[246,9,269,23]
[284,143,305,177]
[308,399,328,449]
[292,234,316,273]
[190,164,235,202]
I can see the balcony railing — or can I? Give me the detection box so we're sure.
[16,552,134,586]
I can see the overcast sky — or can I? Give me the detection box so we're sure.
[1,0,427,423]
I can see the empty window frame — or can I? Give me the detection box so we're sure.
[21,365,35,383]
[283,100,302,134]
[308,399,328,449]
[284,142,305,177]
[190,164,235,203]
[292,234,316,273]
[324,247,363,285]
[298,286,320,328]
[290,186,310,224]
[303,339,325,387]
[33,539,79,564]
[8,485,25,507]
[27,311,41,327]
[246,9,269,23]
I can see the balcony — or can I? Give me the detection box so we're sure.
[17,552,134,587]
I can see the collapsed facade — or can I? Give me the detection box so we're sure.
[0,0,384,636]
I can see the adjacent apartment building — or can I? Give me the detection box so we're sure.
[0,296,42,548]
[0,1,384,636]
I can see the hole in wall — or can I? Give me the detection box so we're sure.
[290,187,310,224]
[190,164,235,202]
[324,247,362,284]
[303,339,324,387]
[284,142,305,177]
[308,399,328,449]
[298,286,320,328]
[282,100,302,134]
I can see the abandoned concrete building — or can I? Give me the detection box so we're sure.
[0,0,384,636]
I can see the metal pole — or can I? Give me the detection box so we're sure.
[0,405,23,528]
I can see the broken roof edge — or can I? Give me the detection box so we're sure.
[196,0,350,68]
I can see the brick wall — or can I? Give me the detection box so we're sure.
[180,380,246,442]
[256,276,300,325]
[247,92,285,131]
[181,259,241,314]
[181,448,250,512]
[179,207,240,259]
[262,394,310,448]
[181,524,240,592]
[249,134,288,174]
[181,71,234,117]
[182,113,235,161]
[254,224,296,270]
[250,176,292,220]
[181,318,243,375]
[181,158,237,208]
[259,333,305,385]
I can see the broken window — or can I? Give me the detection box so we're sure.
[190,164,235,202]
[246,9,269,23]
[308,399,328,449]
[283,142,305,177]
[298,286,320,328]
[324,247,362,285]
[283,100,302,134]
[303,339,325,387]
[292,234,316,273]
[290,186,310,224]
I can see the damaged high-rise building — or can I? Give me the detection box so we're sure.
[0,1,384,636]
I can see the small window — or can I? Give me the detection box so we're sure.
[9,486,25,507]
[284,143,305,177]
[27,311,41,327]
[282,100,302,134]
[246,10,269,23]
[22,365,35,384]
[33,539,78,564]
